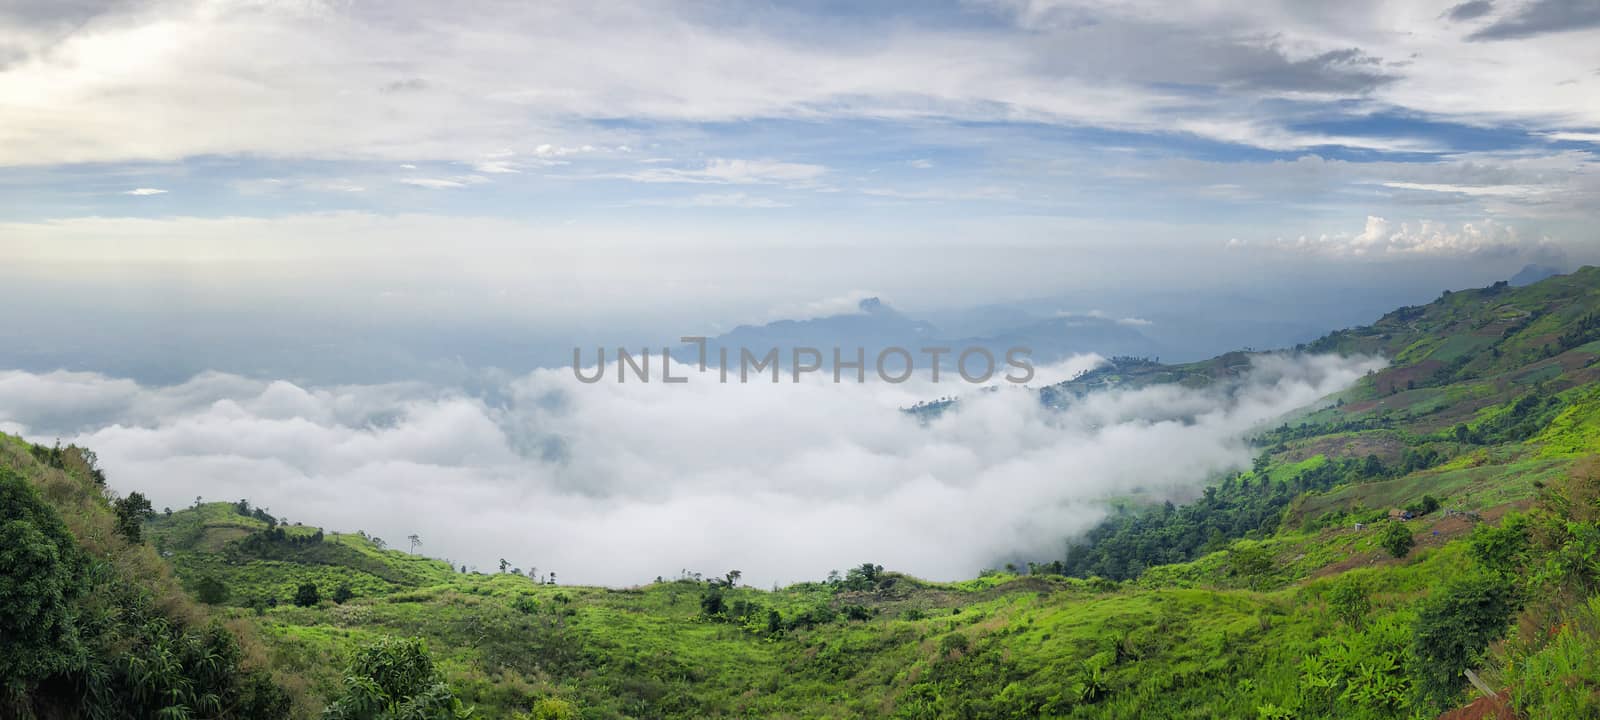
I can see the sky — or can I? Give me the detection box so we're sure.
[1,0,1598,584]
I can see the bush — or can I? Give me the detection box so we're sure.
[294,582,320,607]
[323,636,473,720]
[1326,576,1371,628]
[1469,513,1530,574]
[1380,522,1414,558]
[1411,571,1519,707]
[526,697,579,720]
[333,582,355,604]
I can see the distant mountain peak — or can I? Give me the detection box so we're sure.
[1509,263,1564,287]
[857,296,886,313]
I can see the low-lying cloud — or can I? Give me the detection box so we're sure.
[1230,215,1562,260]
[0,352,1382,587]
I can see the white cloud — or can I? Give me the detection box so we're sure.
[1542,131,1600,143]
[862,185,1017,202]
[0,353,1382,586]
[472,160,521,174]
[123,187,166,195]
[400,175,490,189]
[630,192,791,208]
[766,290,882,322]
[1056,309,1154,326]
[5,0,1594,166]
[1231,215,1560,258]
[620,158,828,187]
[1379,181,1545,198]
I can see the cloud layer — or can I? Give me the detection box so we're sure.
[2,0,1597,166]
[0,353,1382,586]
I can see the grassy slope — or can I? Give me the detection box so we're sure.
[17,268,1600,718]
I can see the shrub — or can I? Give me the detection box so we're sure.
[1380,522,1414,558]
[526,697,579,720]
[1410,571,1519,707]
[323,636,473,720]
[1326,576,1371,628]
[195,575,230,605]
[294,582,320,607]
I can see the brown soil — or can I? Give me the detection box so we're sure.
[1436,692,1517,720]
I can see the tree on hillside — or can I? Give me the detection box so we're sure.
[1381,522,1414,558]
[294,582,321,607]
[333,583,355,605]
[408,534,422,554]
[196,575,230,605]
[113,491,154,543]
[0,468,86,687]
[499,558,511,573]
[725,570,742,587]
[699,585,726,617]
[1228,544,1274,583]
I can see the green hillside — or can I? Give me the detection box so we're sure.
[6,269,1600,719]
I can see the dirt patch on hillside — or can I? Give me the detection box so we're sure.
[1282,434,1406,464]
[1436,692,1516,720]
[1374,359,1444,394]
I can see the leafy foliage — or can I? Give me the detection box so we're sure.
[323,637,473,720]
[1380,522,1414,559]
[0,467,86,689]
[1410,571,1519,707]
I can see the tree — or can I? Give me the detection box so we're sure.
[294,582,321,607]
[333,583,355,605]
[1406,495,1441,516]
[0,468,85,686]
[1380,522,1414,558]
[700,585,726,617]
[499,558,511,573]
[196,575,230,605]
[408,534,422,554]
[323,637,473,720]
[113,491,154,543]
[725,569,742,587]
